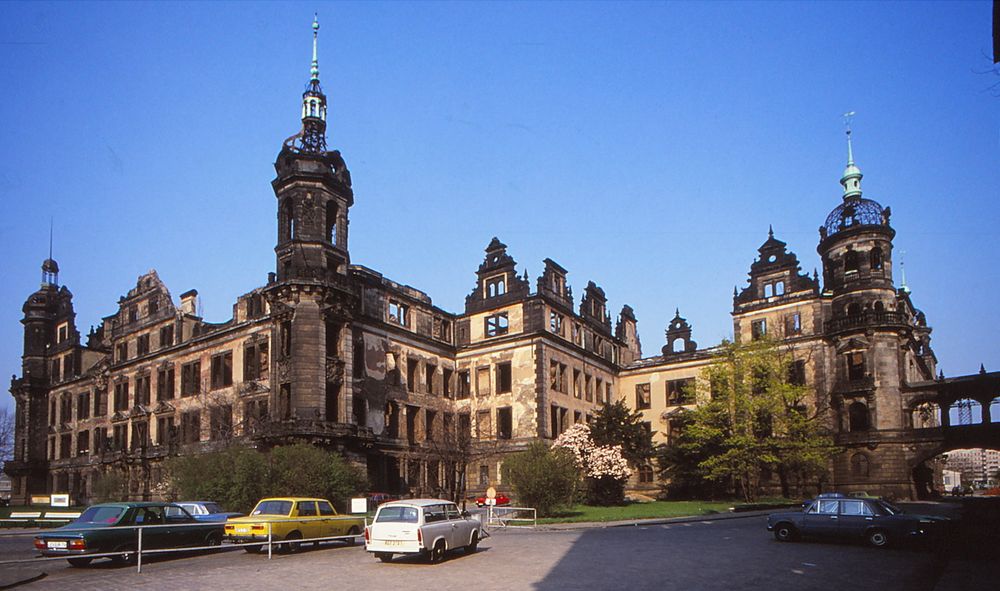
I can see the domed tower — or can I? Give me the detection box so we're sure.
[266,16,358,424]
[818,127,914,495]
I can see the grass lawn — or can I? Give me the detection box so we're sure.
[536,500,737,524]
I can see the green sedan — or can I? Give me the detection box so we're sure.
[33,502,224,567]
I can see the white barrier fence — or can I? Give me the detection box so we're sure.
[0,516,368,574]
[486,506,537,529]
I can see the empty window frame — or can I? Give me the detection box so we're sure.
[388,301,409,327]
[476,367,491,396]
[244,341,270,381]
[496,362,512,394]
[485,313,509,337]
[210,351,233,389]
[846,351,866,381]
[159,324,174,349]
[751,319,767,340]
[136,334,150,356]
[635,383,651,410]
[407,358,419,392]
[181,361,201,396]
[549,311,564,335]
[457,370,471,399]
[785,312,802,336]
[497,407,512,439]
[485,275,507,298]
[135,373,151,406]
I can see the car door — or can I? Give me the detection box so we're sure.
[801,499,841,538]
[296,501,318,539]
[444,503,468,548]
[317,500,339,536]
[837,499,874,539]
[421,504,449,549]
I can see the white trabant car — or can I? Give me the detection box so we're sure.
[365,499,482,563]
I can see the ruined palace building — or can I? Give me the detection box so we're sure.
[8,20,999,504]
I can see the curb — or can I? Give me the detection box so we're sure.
[534,509,776,531]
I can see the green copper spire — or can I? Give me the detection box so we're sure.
[310,14,320,82]
[840,111,863,200]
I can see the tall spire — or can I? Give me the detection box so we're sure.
[41,218,58,287]
[310,13,320,82]
[840,111,863,200]
[283,15,328,153]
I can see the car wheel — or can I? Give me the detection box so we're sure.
[429,540,446,563]
[284,531,302,554]
[376,552,393,563]
[346,526,361,546]
[867,529,889,548]
[465,531,479,553]
[773,523,798,542]
[244,545,262,554]
[206,532,222,548]
[67,557,93,567]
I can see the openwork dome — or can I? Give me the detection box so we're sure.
[823,197,887,237]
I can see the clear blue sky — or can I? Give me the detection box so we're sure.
[1,1,997,414]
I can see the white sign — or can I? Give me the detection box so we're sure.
[486,498,496,506]
[351,497,368,514]
[50,494,70,508]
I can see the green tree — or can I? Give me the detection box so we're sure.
[502,442,579,517]
[267,443,367,510]
[91,469,128,502]
[659,338,837,503]
[589,399,654,466]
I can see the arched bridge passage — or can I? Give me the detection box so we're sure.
[903,371,1000,428]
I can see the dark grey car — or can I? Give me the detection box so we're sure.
[767,497,948,548]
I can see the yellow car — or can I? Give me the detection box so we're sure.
[224,497,365,553]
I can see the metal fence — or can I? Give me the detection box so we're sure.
[486,506,537,529]
[0,516,368,574]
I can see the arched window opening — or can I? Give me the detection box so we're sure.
[950,398,983,425]
[870,247,883,270]
[325,201,338,245]
[850,452,870,477]
[912,402,940,428]
[991,397,1000,424]
[672,338,686,353]
[764,283,773,298]
[775,281,785,296]
[848,401,870,432]
[873,301,885,312]
[845,250,860,274]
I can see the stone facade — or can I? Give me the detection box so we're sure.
[7,31,998,506]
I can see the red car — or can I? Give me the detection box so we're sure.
[475,493,510,507]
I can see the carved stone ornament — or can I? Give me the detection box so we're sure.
[277,360,290,381]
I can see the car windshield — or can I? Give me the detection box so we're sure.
[375,506,420,523]
[74,506,127,525]
[252,500,293,516]
[202,503,223,514]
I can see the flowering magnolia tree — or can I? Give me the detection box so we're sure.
[554,424,631,505]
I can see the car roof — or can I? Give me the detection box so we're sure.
[255,497,328,503]
[88,501,180,509]
[378,498,457,508]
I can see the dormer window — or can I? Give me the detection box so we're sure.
[57,322,69,344]
[388,301,409,327]
[485,275,506,298]
[485,313,508,337]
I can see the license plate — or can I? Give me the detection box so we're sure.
[235,527,250,534]
[385,540,404,546]
[47,541,68,549]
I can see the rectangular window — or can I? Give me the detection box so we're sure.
[479,465,490,487]
[596,378,603,403]
[62,355,73,379]
[136,334,150,356]
[116,342,128,363]
[76,430,89,456]
[549,360,560,392]
[785,313,802,336]
[847,352,866,381]
[210,351,233,389]
[751,319,767,340]
[181,361,201,396]
[457,370,470,399]
[635,383,651,410]
[496,362,512,394]
[113,425,127,451]
[497,407,512,439]
[135,374,151,406]
[606,382,613,405]
[573,369,582,399]
[425,409,437,442]
[458,412,471,443]
[585,374,593,402]
[132,421,149,450]
[476,367,491,396]
[181,411,201,444]
[95,427,108,452]
[210,405,233,440]
[94,389,107,417]
[407,358,419,392]
[477,410,492,439]
[388,301,409,327]
[57,323,68,343]
[442,367,453,398]
[280,320,292,357]
[484,313,509,337]
[549,312,564,335]
[156,416,174,446]
[425,363,436,395]
[788,360,807,386]
[157,366,175,401]
[666,379,693,405]
[244,341,269,381]
[573,410,582,424]
[159,324,174,348]
[77,391,90,420]
[114,381,129,412]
